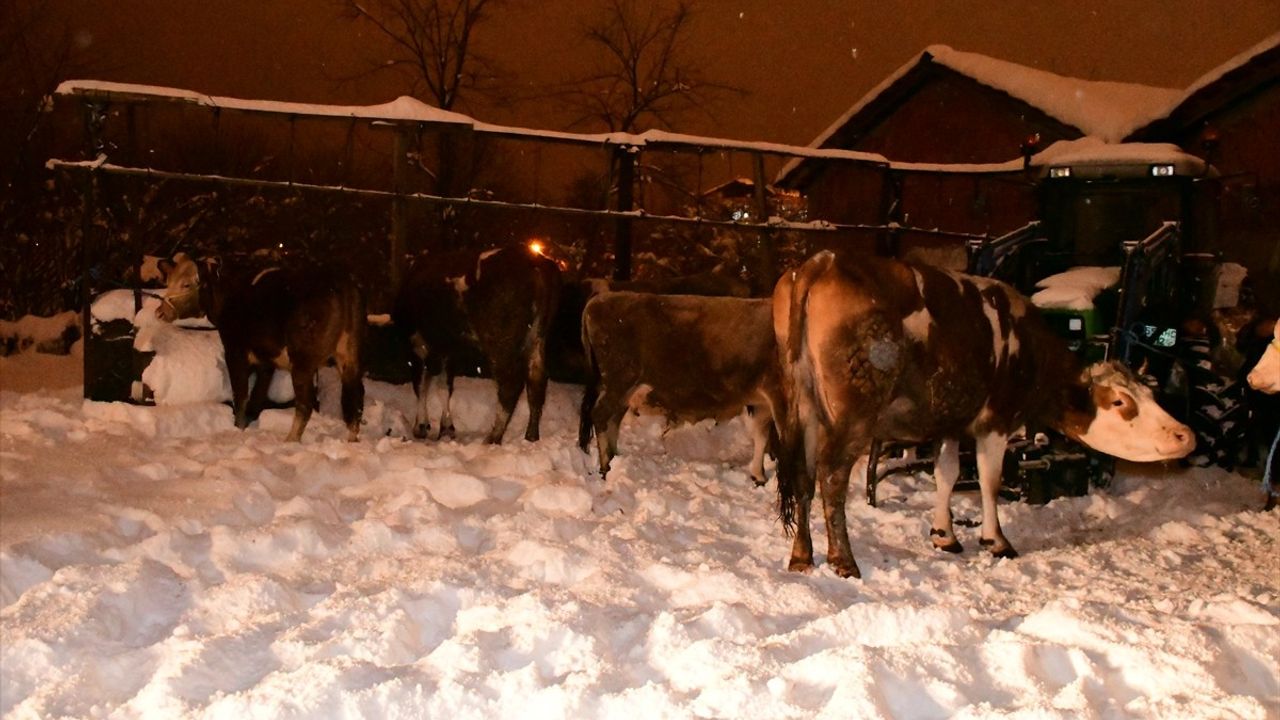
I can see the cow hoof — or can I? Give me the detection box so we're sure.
[831,561,862,579]
[438,425,457,441]
[979,538,1019,559]
[525,430,540,442]
[933,540,964,554]
[750,474,767,487]
[1266,494,1278,512]
[787,559,814,573]
[413,424,430,440]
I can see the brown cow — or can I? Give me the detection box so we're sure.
[579,291,785,485]
[157,252,366,442]
[393,245,561,444]
[548,271,751,384]
[774,251,1194,578]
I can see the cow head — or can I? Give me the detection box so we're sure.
[1247,318,1279,393]
[156,253,214,322]
[1061,360,1195,462]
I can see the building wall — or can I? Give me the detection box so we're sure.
[803,162,892,227]
[1175,80,1280,312]
[894,170,1037,236]
[801,70,1071,239]
[849,72,1079,165]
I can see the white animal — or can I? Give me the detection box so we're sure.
[1246,319,1279,393]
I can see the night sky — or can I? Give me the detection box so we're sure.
[55,1,1280,147]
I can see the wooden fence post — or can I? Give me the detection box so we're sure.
[389,125,411,297]
[752,153,777,294]
[612,146,636,281]
[80,101,106,400]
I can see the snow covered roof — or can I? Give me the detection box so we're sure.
[1174,31,1280,110]
[1029,137,1207,175]
[924,46,1182,142]
[777,45,1183,184]
[1127,31,1280,140]
[802,46,1178,150]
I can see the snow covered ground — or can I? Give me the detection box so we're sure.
[2,345,1278,719]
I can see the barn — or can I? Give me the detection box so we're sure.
[779,38,1280,308]
[776,45,1183,235]
[1128,33,1280,308]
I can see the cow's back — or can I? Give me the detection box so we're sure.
[794,253,1074,441]
[220,263,364,360]
[584,292,776,422]
[465,248,561,351]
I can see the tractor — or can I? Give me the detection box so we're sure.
[866,144,1248,506]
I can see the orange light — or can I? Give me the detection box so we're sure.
[528,240,545,256]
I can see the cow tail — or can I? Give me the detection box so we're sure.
[777,251,834,534]
[577,300,600,452]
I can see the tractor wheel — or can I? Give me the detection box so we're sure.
[1176,338,1247,469]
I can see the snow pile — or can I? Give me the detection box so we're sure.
[1,354,1277,718]
[1030,136,1207,174]
[0,311,79,356]
[88,289,295,405]
[1031,266,1122,311]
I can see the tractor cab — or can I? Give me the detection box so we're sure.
[947,141,1244,501]
[970,143,1220,368]
[1035,146,1217,366]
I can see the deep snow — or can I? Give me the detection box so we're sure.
[1,345,1278,719]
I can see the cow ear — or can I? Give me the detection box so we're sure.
[1079,363,1098,385]
[157,258,174,279]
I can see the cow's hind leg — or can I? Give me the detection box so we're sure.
[591,389,627,477]
[226,350,253,430]
[786,471,817,572]
[819,453,861,578]
[746,406,772,487]
[485,360,522,444]
[930,438,964,553]
[438,362,457,440]
[338,362,364,442]
[244,360,274,425]
[975,432,1017,558]
[285,365,319,442]
[408,334,432,439]
[523,339,549,442]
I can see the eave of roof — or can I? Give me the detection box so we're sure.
[1126,31,1280,140]
[777,45,1180,187]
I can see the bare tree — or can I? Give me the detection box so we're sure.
[0,0,96,186]
[337,0,506,112]
[557,0,743,133]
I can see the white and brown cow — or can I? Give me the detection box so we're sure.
[1247,318,1279,393]
[1245,317,1279,511]
[579,291,785,485]
[393,245,561,444]
[774,251,1195,578]
[157,252,366,442]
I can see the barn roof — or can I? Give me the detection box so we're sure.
[1126,31,1280,140]
[777,45,1181,186]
